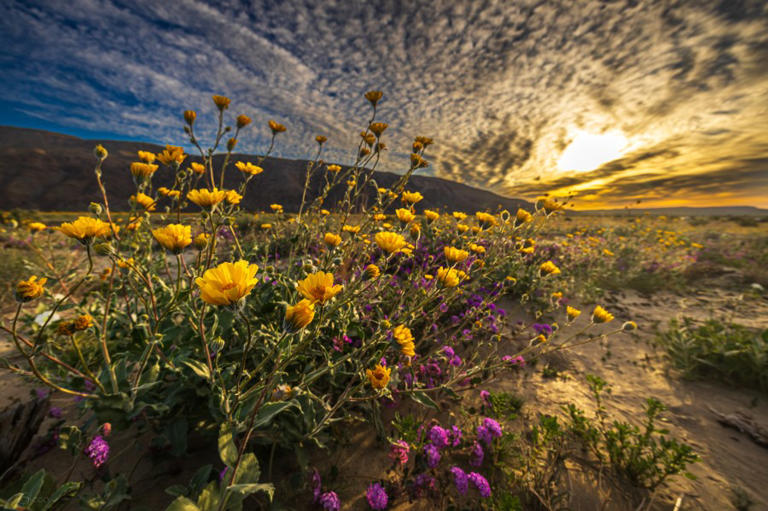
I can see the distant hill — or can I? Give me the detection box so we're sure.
[0,126,530,213]
[573,206,768,217]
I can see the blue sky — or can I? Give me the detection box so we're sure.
[1,0,767,208]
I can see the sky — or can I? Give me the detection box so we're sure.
[1,0,767,209]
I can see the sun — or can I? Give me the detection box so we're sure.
[557,130,628,172]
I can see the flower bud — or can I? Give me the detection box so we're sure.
[89,202,103,215]
[184,110,197,125]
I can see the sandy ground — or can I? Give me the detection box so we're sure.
[500,287,768,510]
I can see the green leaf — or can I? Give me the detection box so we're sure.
[41,481,82,510]
[227,483,274,501]
[234,453,260,485]
[167,419,188,456]
[18,469,46,506]
[166,496,201,511]
[183,360,211,380]
[218,424,238,468]
[410,391,440,411]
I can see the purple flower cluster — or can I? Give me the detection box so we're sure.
[85,435,109,468]
[450,466,469,495]
[532,323,553,336]
[469,441,484,467]
[468,472,492,497]
[366,483,388,510]
[424,444,441,468]
[427,425,450,449]
[477,418,503,446]
[388,440,410,465]
[318,492,340,511]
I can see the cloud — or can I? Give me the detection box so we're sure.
[1,0,767,207]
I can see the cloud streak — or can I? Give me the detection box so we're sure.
[1,0,766,208]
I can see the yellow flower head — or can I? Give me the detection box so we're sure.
[536,196,564,214]
[187,188,227,209]
[156,145,186,166]
[236,114,252,128]
[235,161,263,176]
[225,190,242,205]
[375,231,408,254]
[515,208,533,224]
[366,363,391,389]
[342,224,361,235]
[94,144,108,160]
[321,209,330,216]
[297,271,343,304]
[436,266,461,288]
[324,232,342,248]
[456,223,469,233]
[592,305,614,324]
[603,249,615,257]
[475,211,498,228]
[261,223,272,230]
[190,162,206,175]
[193,233,211,250]
[16,275,47,302]
[28,222,47,233]
[73,314,94,331]
[469,243,485,255]
[373,213,387,222]
[195,260,259,306]
[131,192,156,211]
[270,204,283,213]
[392,325,415,355]
[269,120,286,134]
[444,246,469,263]
[284,299,315,332]
[364,264,380,279]
[424,209,439,222]
[59,217,111,243]
[452,211,467,221]
[401,190,423,205]
[184,110,197,125]
[365,90,383,107]
[227,138,238,151]
[116,257,134,269]
[539,261,561,276]
[212,95,231,110]
[327,164,341,173]
[315,135,327,144]
[137,150,156,164]
[396,208,415,224]
[152,224,192,253]
[130,162,159,179]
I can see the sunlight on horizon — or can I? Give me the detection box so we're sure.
[557,130,628,172]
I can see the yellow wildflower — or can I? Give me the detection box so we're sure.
[444,246,469,263]
[269,120,286,134]
[236,114,252,128]
[235,161,263,175]
[59,217,111,243]
[324,233,342,248]
[73,314,93,331]
[515,208,533,224]
[16,275,47,302]
[424,209,439,222]
[366,364,391,389]
[195,260,259,306]
[190,162,206,175]
[130,193,156,211]
[225,190,242,205]
[452,211,467,220]
[364,264,380,279]
[284,299,315,332]
[212,95,231,110]
[130,162,159,178]
[396,208,414,223]
[592,305,614,324]
[193,233,210,250]
[184,110,197,125]
[342,225,361,234]
[469,243,485,255]
[401,191,423,205]
[475,212,498,228]
[297,271,343,304]
[436,266,461,288]
[375,231,408,254]
[365,90,383,107]
[28,222,47,232]
[327,164,341,173]
[156,145,186,166]
[539,261,561,276]
[187,188,227,209]
[392,325,416,358]
[270,204,283,213]
[152,224,192,253]
[137,150,156,164]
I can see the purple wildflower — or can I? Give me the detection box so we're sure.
[470,441,484,466]
[424,444,441,468]
[450,466,468,495]
[366,483,388,510]
[34,388,49,400]
[428,425,450,449]
[219,466,229,481]
[477,418,503,446]
[442,346,455,358]
[532,323,553,335]
[85,435,109,468]
[319,491,340,511]
[389,440,410,465]
[449,355,462,367]
[480,390,490,405]
[449,425,462,447]
[468,472,491,497]
[49,406,63,419]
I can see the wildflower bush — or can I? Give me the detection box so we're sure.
[656,317,768,392]
[4,92,644,509]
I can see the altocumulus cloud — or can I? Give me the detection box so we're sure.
[1,0,767,207]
